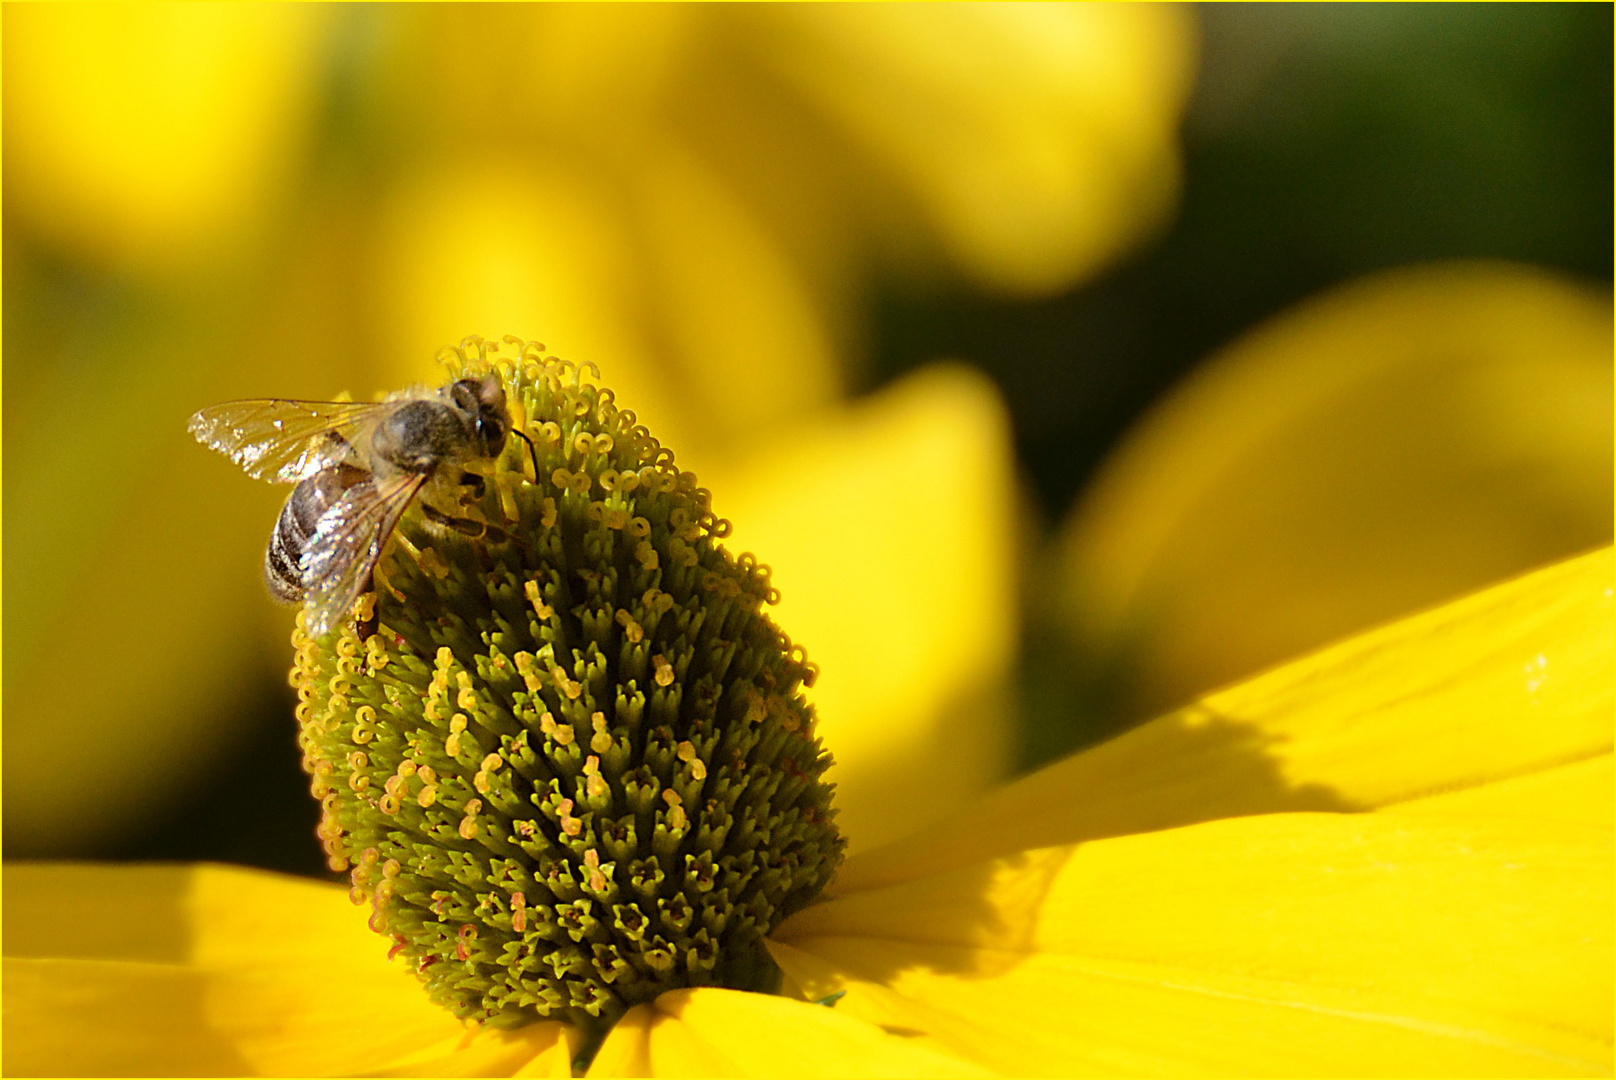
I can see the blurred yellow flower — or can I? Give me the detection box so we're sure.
[7,548,1608,1075]
[708,367,1016,853]
[2,3,1193,858]
[2,3,327,275]
[368,4,1197,457]
[1059,261,1613,725]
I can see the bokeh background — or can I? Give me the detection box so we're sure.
[4,4,1610,879]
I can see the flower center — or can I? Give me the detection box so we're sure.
[292,337,845,1034]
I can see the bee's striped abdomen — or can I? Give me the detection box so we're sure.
[264,465,365,603]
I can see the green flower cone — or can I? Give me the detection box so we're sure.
[293,336,845,1040]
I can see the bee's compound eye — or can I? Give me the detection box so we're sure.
[477,413,507,450]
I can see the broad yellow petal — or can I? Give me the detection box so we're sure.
[369,1026,573,1079]
[2,863,569,1077]
[372,5,693,148]
[775,813,1611,1076]
[586,988,990,1078]
[371,162,682,454]
[587,1006,656,1078]
[4,958,257,1077]
[370,154,840,484]
[711,364,1017,853]
[839,546,1610,890]
[628,140,842,460]
[1394,752,1612,826]
[1061,262,1613,721]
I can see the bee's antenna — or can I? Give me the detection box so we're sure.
[514,429,540,483]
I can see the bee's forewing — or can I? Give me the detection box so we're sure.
[187,399,386,483]
[300,471,428,637]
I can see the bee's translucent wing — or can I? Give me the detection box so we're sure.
[300,471,428,637]
[187,399,388,483]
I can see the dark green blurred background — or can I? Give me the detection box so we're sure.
[13,3,1613,879]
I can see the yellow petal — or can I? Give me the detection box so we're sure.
[627,141,842,459]
[2,863,568,1077]
[375,6,693,145]
[838,546,1611,891]
[3,958,257,1077]
[370,1026,574,1079]
[587,1005,656,1078]
[759,4,1195,293]
[776,813,1612,1075]
[2,4,325,273]
[710,364,1017,853]
[509,1033,580,1080]
[1394,752,1612,826]
[364,9,842,465]
[586,989,990,1078]
[370,156,841,479]
[371,161,684,453]
[1060,262,1613,721]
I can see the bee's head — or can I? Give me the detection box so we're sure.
[449,375,510,454]
[450,373,538,477]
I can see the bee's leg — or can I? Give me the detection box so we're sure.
[457,471,486,505]
[421,502,488,539]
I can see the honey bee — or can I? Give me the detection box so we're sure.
[189,374,537,637]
